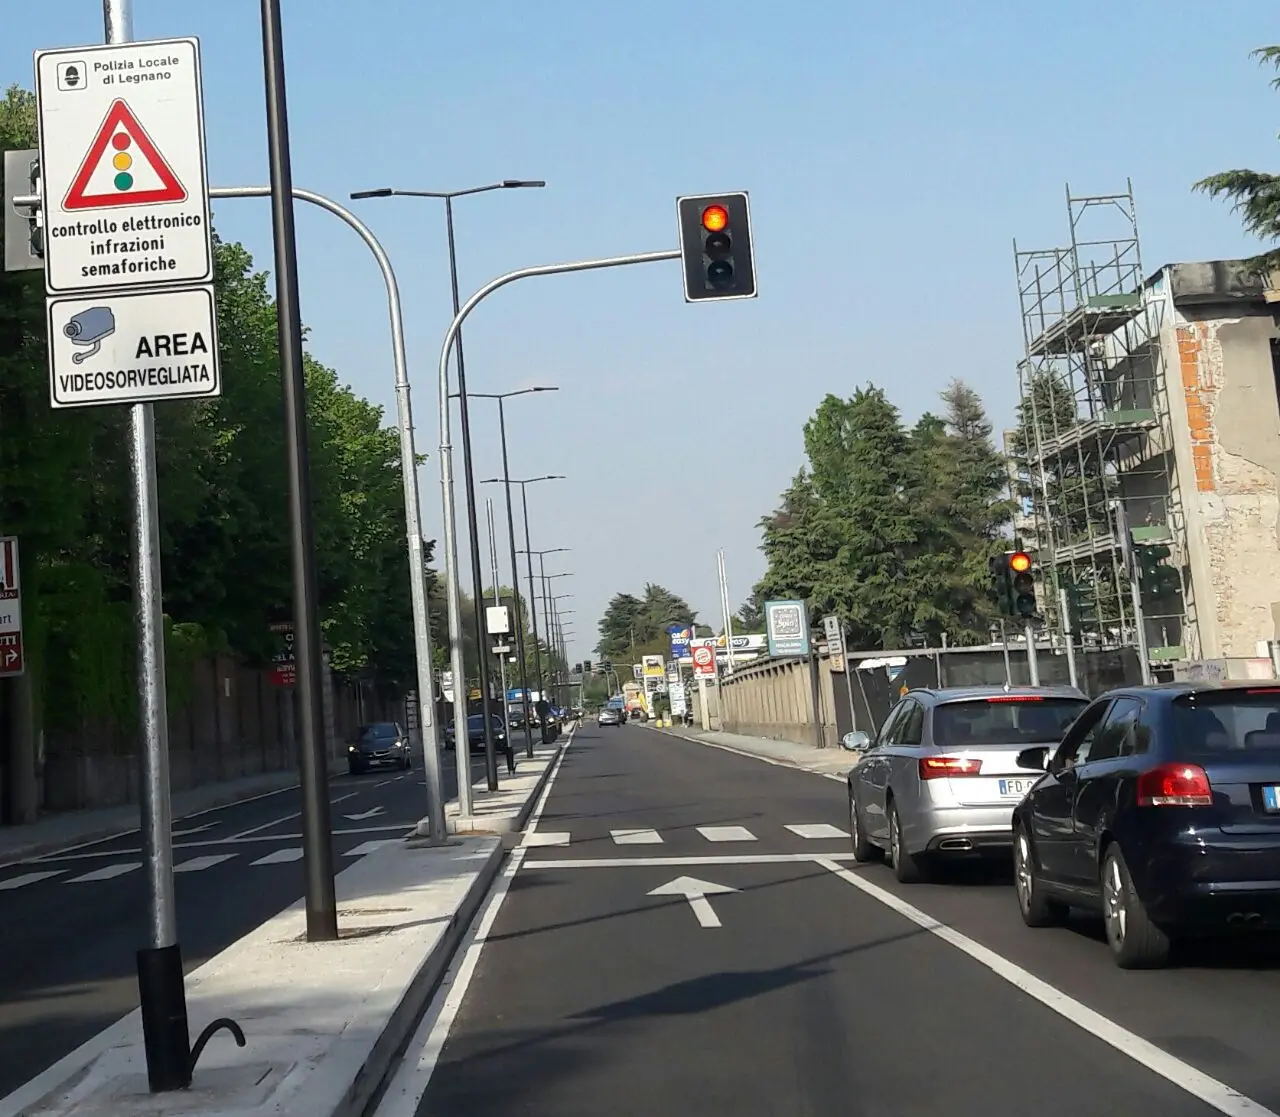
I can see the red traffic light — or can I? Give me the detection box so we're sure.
[701,204,729,232]
[1009,551,1032,574]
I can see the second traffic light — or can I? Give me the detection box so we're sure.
[676,192,757,302]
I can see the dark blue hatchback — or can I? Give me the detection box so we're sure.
[1011,681,1280,968]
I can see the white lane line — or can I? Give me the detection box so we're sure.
[813,858,1276,1117]
[374,726,577,1117]
[0,871,61,891]
[675,732,853,784]
[523,853,861,869]
[174,854,235,873]
[697,825,756,843]
[611,828,663,845]
[344,839,398,858]
[67,862,139,883]
[786,823,849,840]
[525,832,570,847]
[251,847,303,866]
[228,810,299,840]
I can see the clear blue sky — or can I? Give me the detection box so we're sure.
[5,1,1280,665]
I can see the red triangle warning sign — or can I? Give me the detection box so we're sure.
[63,99,187,211]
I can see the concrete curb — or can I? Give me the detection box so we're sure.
[0,761,348,870]
[340,840,504,1117]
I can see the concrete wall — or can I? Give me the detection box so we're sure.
[1161,263,1280,658]
[716,656,841,748]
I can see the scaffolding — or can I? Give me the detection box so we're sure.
[1012,181,1192,666]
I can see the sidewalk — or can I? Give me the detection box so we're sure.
[0,730,570,1117]
[0,762,348,869]
[648,722,855,780]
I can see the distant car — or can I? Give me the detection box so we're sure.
[444,714,507,752]
[598,708,622,727]
[1013,681,1280,968]
[846,685,1088,882]
[348,722,411,775]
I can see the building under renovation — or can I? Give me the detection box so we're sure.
[1012,183,1280,671]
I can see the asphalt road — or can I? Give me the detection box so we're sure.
[0,749,488,1100]
[397,720,1280,1117]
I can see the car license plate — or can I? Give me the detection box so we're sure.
[1264,786,1280,811]
[998,778,1035,797]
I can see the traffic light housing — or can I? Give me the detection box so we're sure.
[1009,551,1038,618]
[989,553,1015,616]
[583,659,592,673]
[1133,544,1180,599]
[677,192,757,302]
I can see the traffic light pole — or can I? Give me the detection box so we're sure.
[1024,621,1040,686]
[1113,501,1154,685]
[1059,587,1080,690]
[436,248,680,773]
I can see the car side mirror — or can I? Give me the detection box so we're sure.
[1016,746,1049,771]
[842,730,872,752]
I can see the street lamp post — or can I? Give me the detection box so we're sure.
[472,388,558,759]
[349,180,545,794]
[516,502,567,734]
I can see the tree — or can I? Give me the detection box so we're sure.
[1194,47,1280,271]
[735,593,764,632]
[595,584,696,663]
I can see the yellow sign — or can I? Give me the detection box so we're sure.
[641,654,665,678]
[469,687,481,700]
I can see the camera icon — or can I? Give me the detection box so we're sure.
[64,306,115,363]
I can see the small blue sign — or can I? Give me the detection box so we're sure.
[764,599,810,657]
[668,624,692,658]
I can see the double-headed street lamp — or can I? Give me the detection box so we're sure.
[349,179,545,794]
[468,387,558,758]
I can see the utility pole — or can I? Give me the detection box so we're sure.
[1059,586,1080,690]
[1113,499,1154,684]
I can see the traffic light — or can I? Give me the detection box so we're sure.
[989,553,1015,616]
[573,662,583,674]
[583,659,592,673]
[1009,551,1038,618]
[1133,544,1180,599]
[1065,579,1099,626]
[676,192,757,302]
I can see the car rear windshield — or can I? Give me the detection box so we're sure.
[933,698,1087,748]
[1172,690,1280,755]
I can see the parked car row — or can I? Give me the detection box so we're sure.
[844,681,1280,969]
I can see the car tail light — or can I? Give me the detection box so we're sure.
[919,756,983,779]
[1136,763,1212,807]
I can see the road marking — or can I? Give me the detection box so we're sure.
[786,823,849,840]
[344,805,386,822]
[374,727,577,1117]
[67,862,139,882]
[673,731,852,782]
[697,825,756,842]
[174,854,234,873]
[229,809,300,840]
[525,832,570,847]
[648,875,737,928]
[611,828,663,845]
[251,847,303,866]
[522,853,861,869]
[345,839,398,857]
[813,859,1276,1117]
[171,821,219,837]
[0,871,61,891]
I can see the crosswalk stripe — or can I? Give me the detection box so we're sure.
[68,862,140,883]
[611,829,663,845]
[345,839,397,857]
[697,825,757,842]
[175,854,235,873]
[786,823,850,840]
[0,871,61,891]
[251,847,304,866]
[525,832,570,847]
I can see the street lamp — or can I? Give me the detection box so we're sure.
[469,386,557,758]
[515,522,567,734]
[349,180,545,793]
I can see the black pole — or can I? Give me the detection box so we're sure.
[260,0,337,941]
[520,487,546,727]
[499,405,535,759]
[444,196,499,791]
[538,557,554,698]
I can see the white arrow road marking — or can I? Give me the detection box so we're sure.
[647,875,738,928]
[343,805,386,822]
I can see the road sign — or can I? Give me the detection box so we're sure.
[485,604,511,635]
[47,284,220,408]
[0,538,24,677]
[34,38,213,293]
[822,614,844,654]
[692,645,716,678]
[641,654,665,678]
[268,621,294,687]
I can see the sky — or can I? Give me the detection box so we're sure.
[5,0,1280,666]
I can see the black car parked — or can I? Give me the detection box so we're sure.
[348,722,411,775]
[1012,681,1280,968]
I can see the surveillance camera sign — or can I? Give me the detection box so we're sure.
[46,285,220,407]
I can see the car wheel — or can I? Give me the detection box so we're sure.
[1013,823,1067,927]
[849,790,879,863]
[1101,844,1171,969]
[887,800,927,884]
